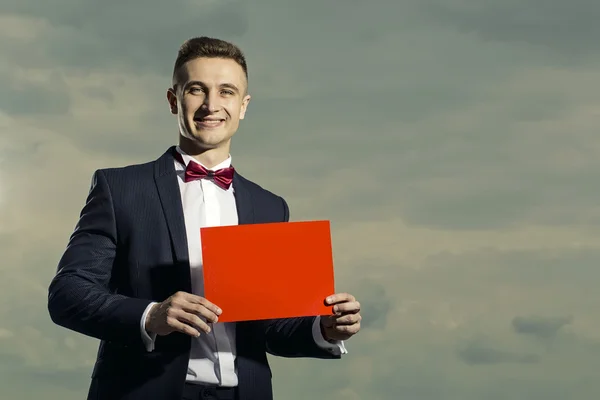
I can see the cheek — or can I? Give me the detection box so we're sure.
[224,100,244,118]
[181,98,200,115]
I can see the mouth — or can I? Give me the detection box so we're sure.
[194,118,225,129]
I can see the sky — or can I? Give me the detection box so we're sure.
[1,0,600,399]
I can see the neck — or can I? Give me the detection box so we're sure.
[178,136,231,168]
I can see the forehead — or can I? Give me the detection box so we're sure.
[176,57,247,88]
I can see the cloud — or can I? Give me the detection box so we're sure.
[512,315,573,339]
[421,0,600,58]
[0,1,249,75]
[384,66,600,230]
[0,351,90,397]
[457,337,540,365]
[0,67,71,116]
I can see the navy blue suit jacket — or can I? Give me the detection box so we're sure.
[47,147,339,400]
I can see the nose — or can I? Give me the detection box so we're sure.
[202,90,221,112]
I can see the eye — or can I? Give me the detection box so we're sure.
[189,87,204,94]
[221,90,235,95]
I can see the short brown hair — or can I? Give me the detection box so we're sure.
[172,36,248,88]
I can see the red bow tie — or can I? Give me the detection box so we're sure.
[173,150,235,190]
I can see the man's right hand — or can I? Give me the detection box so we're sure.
[145,291,222,338]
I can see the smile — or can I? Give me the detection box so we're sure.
[194,119,225,129]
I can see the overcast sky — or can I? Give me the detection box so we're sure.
[1,1,600,399]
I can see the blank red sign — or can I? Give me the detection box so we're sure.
[200,220,336,322]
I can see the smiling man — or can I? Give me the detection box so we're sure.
[47,37,362,400]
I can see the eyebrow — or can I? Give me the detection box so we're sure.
[184,81,240,93]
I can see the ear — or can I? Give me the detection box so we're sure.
[239,94,251,120]
[166,88,178,115]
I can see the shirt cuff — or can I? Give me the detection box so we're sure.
[140,302,158,352]
[311,316,348,355]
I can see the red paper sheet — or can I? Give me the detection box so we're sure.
[200,220,335,322]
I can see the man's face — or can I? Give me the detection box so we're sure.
[168,57,250,152]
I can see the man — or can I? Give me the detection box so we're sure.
[48,37,362,400]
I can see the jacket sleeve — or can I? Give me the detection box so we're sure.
[264,316,342,359]
[47,169,151,348]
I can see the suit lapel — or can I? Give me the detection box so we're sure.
[233,172,255,225]
[231,171,258,365]
[154,146,189,265]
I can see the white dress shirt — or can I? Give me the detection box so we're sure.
[139,146,346,386]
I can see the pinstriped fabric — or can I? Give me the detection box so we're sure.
[48,167,153,347]
[47,146,339,400]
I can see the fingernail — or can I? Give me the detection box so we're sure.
[326,297,333,304]
[216,308,222,315]
[333,306,339,313]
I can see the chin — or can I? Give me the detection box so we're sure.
[192,133,231,148]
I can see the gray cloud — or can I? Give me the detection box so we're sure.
[421,0,600,58]
[512,315,573,339]
[388,105,600,229]
[81,86,114,104]
[0,69,70,115]
[458,338,541,365]
[422,247,600,296]
[0,351,89,396]
[2,0,249,75]
[0,353,22,367]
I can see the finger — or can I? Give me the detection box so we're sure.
[176,310,212,334]
[166,315,201,337]
[333,301,361,314]
[334,313,361,325]
[325,293,356,305]
[186,295,223,316]
[182,303,219,323]
[173,292,222,314]
[334,323,360,335]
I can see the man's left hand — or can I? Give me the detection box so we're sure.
[320,293,361,342]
